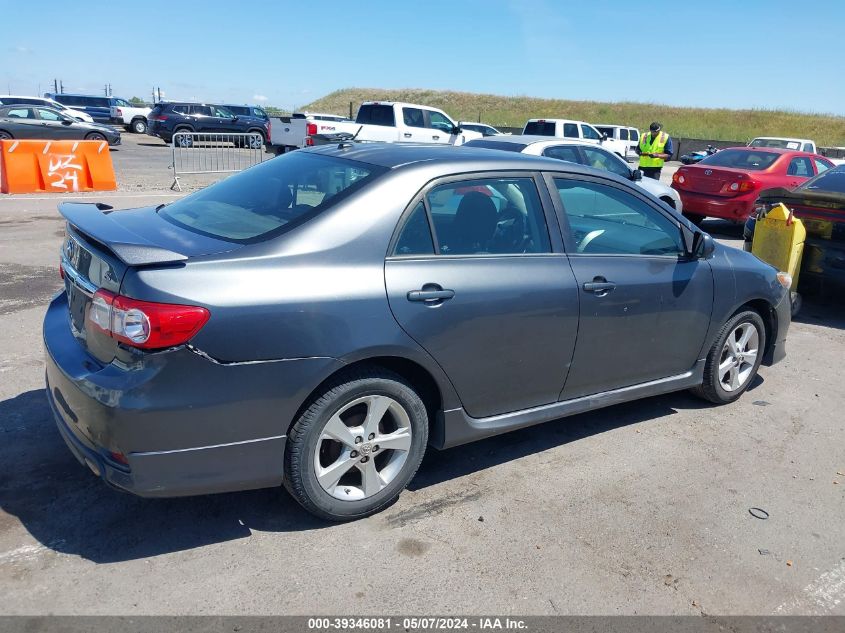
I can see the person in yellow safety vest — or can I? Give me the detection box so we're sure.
[637,122,674,180]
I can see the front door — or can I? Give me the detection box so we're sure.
[35,107,78,140]
[385,174,579,418]
[424,109,458,145]
[548,175,714,400]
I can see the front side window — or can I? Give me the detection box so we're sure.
[427,111,453,133]
[160,152,385,243]
[113,99,131,107]
[581,124,601,140]
[37,108,66,121]
[581,147,631,177]
[563,123,578,138]
[802,143,814,153]
[421,177,551,255]
[554,179,683,256]
[252,107,267,119]
[402,107,425,128]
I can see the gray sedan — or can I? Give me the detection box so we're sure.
[0,105,121,145]
[44,144,791,521]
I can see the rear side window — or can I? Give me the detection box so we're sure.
[357,104,395,126]
[787,157,813,177]
[563,123,578,138]
[160,153,386,243]
[190,105,212,116]
[698,149,779,171]
[523,121,556,135]
[421,177,552,255]
[620,129,629,141]
[802,143,814,153]
[55,95,82,107]
[630,129,639,142]
[402,107,425,128]
[4,107,33,119]
[394,202,435,256]
[171,105,189,115]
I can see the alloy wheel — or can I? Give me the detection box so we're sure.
[313,395,413,501]
[718,322,759,392]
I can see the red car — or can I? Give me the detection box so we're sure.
[671,147,835,223]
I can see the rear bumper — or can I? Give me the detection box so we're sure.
[44,292,342,497]
[676,190,756,220]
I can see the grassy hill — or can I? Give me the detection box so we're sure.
[301,88,845,146]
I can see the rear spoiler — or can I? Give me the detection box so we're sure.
[59,202,188,266]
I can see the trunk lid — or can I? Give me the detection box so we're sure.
[678,166,755,197]
[59,202,240,363]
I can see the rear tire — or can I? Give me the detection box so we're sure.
[131,118,147,134]
[246,130,265,150]
[659,196,676,210]
[174,128,194,148]
[691,310,765,404]
[284,368,429,521]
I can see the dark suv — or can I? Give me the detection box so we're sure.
[147,102,270,148]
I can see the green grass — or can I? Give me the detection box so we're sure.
[300,88,845,147]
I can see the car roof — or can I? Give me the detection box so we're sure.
[303,142,600,174]
[468,135,597,148]
[722,146,817,156]
[751,136,812,143]
[594,124,637,129]
[525,118,588,124]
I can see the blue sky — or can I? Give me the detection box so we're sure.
[1,0,842,114]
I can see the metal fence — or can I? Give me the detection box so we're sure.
[170,132,267,191]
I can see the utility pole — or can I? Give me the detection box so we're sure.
[60,80,64,94]
[157,87,161,102]
[152,87,156,104]
[53,78,58,93]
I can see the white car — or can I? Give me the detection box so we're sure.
[0,95,93,123]
[464,135,682,212]
[595,124,640,160]
[748,137,845,166]
[522,118,630,160]
[459,121,508,137]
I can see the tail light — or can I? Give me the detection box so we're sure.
[672,172,687,186]
[115,108,123,116]
[306,122,317,136]
[721,179,760,194]
[150,115,168,122]
[86,289,209,350]
[305,137,314,146]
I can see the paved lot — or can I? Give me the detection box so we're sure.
[0,145,843,616]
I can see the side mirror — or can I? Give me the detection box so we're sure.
[451,125,462,135]
[61,119,73,126]
[693,232,716,259]
[631,169,643,181]
[600,133,608,141]
[231,116,239,121]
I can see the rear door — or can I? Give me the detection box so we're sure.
[385,173,579,418]
[400,106,426,142]
[189,105,215,132]
[548,174,713,399]
[1,107,46,138]
[785,156,814,188]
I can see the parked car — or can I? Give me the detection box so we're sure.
[748,136,845,167]
[146,102,270,148]
[594,124,639,160]
[291,112,351,123]
[671,147,834,224]
[464,135,682,212]
[109,98,151,134]
[0,105,120,145]
[46,143,790,521]
[459,122,507,137]
[44,93,124,123]
[267,102,482,153]
[522,118,629,159]
[0,95,93,122]
[744,165,845,295]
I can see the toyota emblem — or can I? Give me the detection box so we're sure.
[704,169,713,176]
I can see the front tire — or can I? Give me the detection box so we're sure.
[85,132,106,142]
[692,310,765,404]
[284,368,429,521]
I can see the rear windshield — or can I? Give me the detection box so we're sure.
[749,138,802,150]
[800,166,845,194]
[523,121,556,136]
[697,149,780,171]
[463,140,528,152]
[160,152,386,243]
[356,104,396,126]
[595,126,614,137]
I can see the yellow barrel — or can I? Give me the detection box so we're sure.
[751,203,806,291]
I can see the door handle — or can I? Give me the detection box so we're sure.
[407,285,455,303]
[582,277,616,295]
[432,135,440,140]
[404,133,412,138]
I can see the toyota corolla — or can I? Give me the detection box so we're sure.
[45,144,791,521]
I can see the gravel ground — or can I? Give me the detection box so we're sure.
[0,145,843,616]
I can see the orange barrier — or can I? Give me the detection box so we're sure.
[0,139,117,194]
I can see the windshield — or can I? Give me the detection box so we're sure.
[800,166,845,194]
[160,152,386,243]
[697,149,780,171]
[749,138,802,150]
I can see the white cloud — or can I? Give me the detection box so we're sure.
[253,94,268,102]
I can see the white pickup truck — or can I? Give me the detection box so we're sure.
[109,98,152,134]
[522,118,630,160]
[267,102,482,153]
